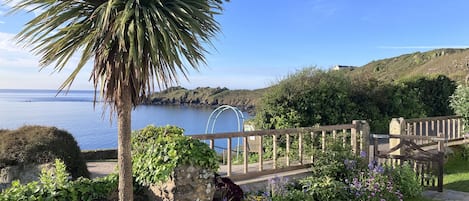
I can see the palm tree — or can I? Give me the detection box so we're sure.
[9,0,225,199]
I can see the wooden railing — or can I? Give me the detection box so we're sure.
[407,115,464,140]
[390,116,465,147]
[372,134,445,192]
[191,120,370,181]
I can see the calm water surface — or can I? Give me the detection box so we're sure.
[0,89,250,150]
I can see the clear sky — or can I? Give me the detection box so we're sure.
[1,0,469,90]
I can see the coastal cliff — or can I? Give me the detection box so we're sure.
[147,86,266,112]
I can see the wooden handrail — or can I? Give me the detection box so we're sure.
[406,115,461,123]
[188,121,369,180]
[190,124,355,140]
[372,134,446,141]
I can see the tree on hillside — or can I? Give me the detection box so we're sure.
[402,75,456,117]
[254,68,358,129]
[9,0,225,199]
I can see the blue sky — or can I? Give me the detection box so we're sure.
[1,0,469,90]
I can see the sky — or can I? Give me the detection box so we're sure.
[1,0,469,90]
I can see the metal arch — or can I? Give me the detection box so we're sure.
[205,105,245,159]
[205,105,245,134]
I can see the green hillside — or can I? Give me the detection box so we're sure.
[149,48,469,111]
[349,48,469,82]
[148,86,267,112]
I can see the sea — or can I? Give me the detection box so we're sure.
[0,89,250,150]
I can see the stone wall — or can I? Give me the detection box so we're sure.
[0,163,53,191]
[81,149,117,161]
[145,165,215,201]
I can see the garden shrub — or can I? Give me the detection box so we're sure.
[250,138,420,201]
[389,162,422,198]
[402,75,456,117]
[253,67,438,134]
[346,162,404,201]
[300,176,348,201]
[0,125,89,179]
[450,85,469,130]
[131,125,219,185]
[0,159,115,201]
[0,159,148,201]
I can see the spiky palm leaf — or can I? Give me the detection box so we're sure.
[9,0,225,200]
[10,0,224,107]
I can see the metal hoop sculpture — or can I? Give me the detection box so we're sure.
[205,105,245,158]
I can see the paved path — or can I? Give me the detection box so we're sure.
[423,190,469,201]
[87,161,469,200]
[87,161,117,178]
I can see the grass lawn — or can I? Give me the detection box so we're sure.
[405,145,469,201]
[324,145,468,201]
[443,145,469,192]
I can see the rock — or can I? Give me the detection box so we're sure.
[144,165,216,201]
[0,163,54,191]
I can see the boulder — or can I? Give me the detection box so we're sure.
[144,165,215,201]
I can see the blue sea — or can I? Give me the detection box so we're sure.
[0,89,250,150]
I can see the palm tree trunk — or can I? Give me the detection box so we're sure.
[117,83,133,201]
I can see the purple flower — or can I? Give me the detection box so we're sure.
[345,159,357,169]
[360,151,367,158]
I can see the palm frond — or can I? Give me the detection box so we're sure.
[9,0,226,109]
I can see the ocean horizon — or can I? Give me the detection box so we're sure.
[0,89,250,150]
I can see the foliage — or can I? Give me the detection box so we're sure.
[254,68,358,130]
[300,176,348,201]
[131,125,219,185]
[254,68,456,134]
[389,162,423,198]
[246,139,424,201]
[443,145,469,192]
[0,159,117,201]
[244,176,315,201]
[9,0,226,199]
[0,125,89,179]
[402,75,456,117]
[346,162,403,201]
[450,85,469,130]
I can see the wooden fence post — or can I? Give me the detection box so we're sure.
[389,117,406,156]
[352,120,369,156]
[359,120,371,163]
[351,121,358,154]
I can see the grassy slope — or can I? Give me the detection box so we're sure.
[349,48,469,83]
[149,48,469,110]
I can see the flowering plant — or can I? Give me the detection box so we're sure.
[347,162,403,201]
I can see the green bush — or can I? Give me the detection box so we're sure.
[0,159,148,201]
[450,85,469,130]
[0,159,115,201]
[0,125,89,179]
[131,125,219,185]
[390,162,422,198]
[253,67,433,133]
[254,68,358,130]
[402,75,456,117]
